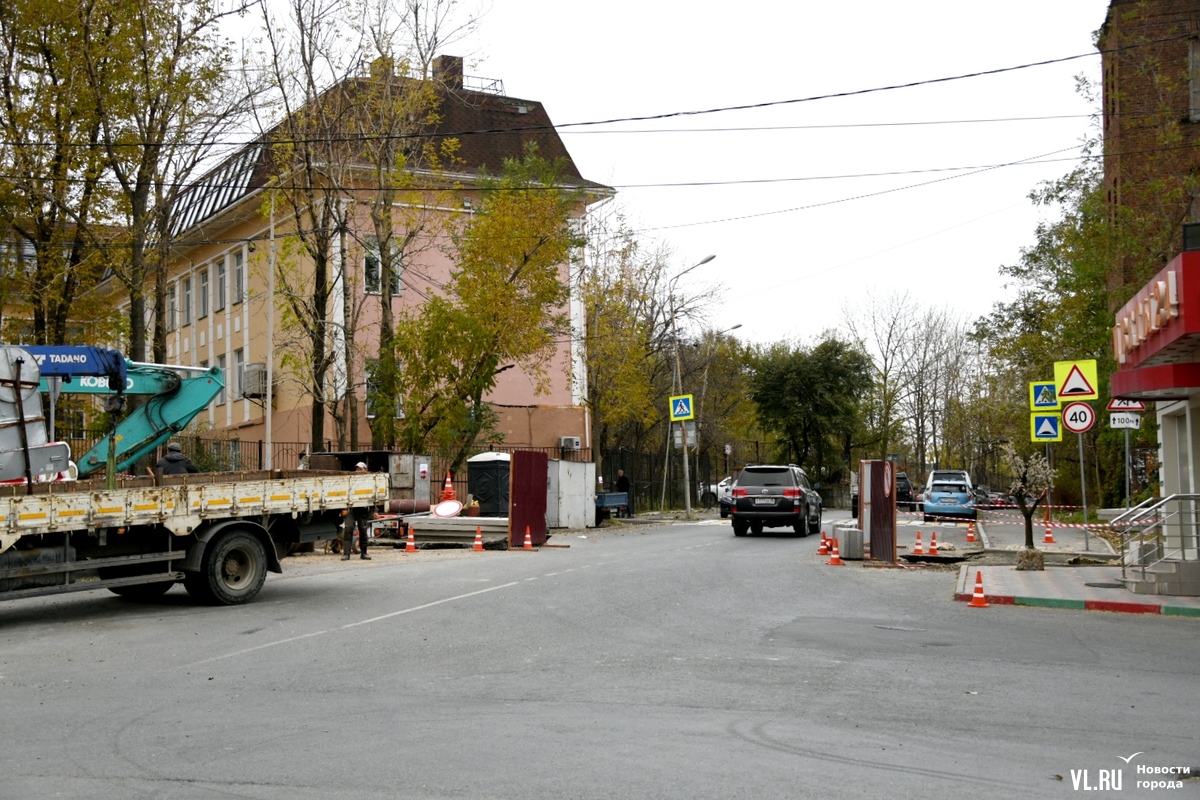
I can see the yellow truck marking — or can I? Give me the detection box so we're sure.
[133,503,158,511]
[327,491,347,497]
[97,506,123,514]
[18,512,47,520]
[270,494,292,501]
[239,497,261,504]
[57,510,87,517]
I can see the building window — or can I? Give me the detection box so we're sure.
[182,277,192,326]
[216,354,227,405]
[234,348,244,399]
[198,269,209,319]
[364,361,404,419]
[233,252,245,304]
[364,239,402,295]
[167,284,177,331]
[215,259,226,311]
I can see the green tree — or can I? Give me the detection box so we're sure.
[0,0,121,344]
[79,0,244,362]
[749,334,872,478]
[392,145,582,468]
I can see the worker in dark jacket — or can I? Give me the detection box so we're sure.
[342,462,373,560]
[157,442,199,475]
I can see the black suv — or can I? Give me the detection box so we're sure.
[896,471,915,511]
[730,464,822,536]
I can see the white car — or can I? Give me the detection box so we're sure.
[699,477,734,514]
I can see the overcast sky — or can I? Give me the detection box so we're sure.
[457,1,1112,345]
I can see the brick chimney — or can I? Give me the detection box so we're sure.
[432,55,463,88]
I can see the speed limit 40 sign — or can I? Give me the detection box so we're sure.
[1062,401,1096,433]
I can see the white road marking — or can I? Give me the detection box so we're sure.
[191,582,521,664]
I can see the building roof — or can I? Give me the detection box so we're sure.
[172,58,609,238]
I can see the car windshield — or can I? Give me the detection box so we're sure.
[739,468,790,487]
[932,483,967,495]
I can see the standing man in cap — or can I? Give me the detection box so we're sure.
[342,462,373,560]
[157,442,199,475]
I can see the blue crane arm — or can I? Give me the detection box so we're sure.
[22,346,127,391]
[75,366,224,477]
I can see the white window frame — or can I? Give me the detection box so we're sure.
[198,268,209,319]
[215,259,227,312]
[233,252,245,304]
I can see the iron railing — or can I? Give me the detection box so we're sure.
[1109,494,1200,583]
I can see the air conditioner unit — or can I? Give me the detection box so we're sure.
[559,436,581,451]
[242,362,268,399]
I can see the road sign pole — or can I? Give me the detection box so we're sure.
[1078,432,1089,550]
[1125,428,1131,510]
[681,420,692,518]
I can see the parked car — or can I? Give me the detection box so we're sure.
[922,477,977,522]
[730,464,822,536]
[896,471,915,511]
[699,478,734,513]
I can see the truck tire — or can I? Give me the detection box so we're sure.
[109,581,175,601]
[185,530,268,605]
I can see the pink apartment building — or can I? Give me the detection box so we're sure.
[115,56,610,456]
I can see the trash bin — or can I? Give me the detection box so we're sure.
[837,524,864,560]
[467,452,510,516]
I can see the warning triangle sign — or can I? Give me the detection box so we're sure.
[1036,385,1056,405]
[1059,365,1095,396]
[1036,417,1058,437]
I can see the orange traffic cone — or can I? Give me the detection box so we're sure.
[523,526,534,550]
[472,526,484,552]
[966,522,976,543]
[967,571,990,607]
[929,530,939,556]
[1043,524,1057,544]
[404,526,417,553]
[913,531,924,555]
[439,471,456,502]
[817,530,830,556]
[826,537,844,566]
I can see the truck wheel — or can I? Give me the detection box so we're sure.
[109,581,175,601]
[186,530,268,605]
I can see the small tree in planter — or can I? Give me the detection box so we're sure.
[1000,442,1057,571]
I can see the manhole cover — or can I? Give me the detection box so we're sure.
[1084,582,1124,589]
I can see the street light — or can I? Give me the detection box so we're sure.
[667,255,715,518]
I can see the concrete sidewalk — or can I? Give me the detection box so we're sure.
[954,563,1200,617]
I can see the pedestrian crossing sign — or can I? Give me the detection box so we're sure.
[669,394,695,421]
[1054,359,1099,401]
[1030,412,1062,442]
[1029,381,1060,410]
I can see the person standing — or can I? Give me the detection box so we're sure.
[342,462,373,560]
[157,442,199,475]
[615,469,632,517]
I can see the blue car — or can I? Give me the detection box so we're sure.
[922,480,977,522]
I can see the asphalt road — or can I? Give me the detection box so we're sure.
[1,513,1196,799]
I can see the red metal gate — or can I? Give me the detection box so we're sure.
[509,450,548,547]
[862,460,897,564]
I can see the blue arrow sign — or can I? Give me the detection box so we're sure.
[1030,412,1062,442]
